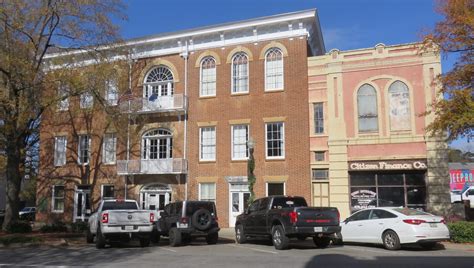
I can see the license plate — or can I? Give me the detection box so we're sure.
[125,226,134,231]
[314,227,323,232]
[429,223,437,228]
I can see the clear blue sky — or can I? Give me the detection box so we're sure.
[120,0,470,152]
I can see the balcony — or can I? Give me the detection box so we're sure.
[120,94,187,114]
[116,159,188,175]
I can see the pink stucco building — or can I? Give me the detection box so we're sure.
[307,43,449,219]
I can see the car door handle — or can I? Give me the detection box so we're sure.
[357,225,363,227]
[378,223,383,225]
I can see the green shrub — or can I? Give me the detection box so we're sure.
[0,235,42,245]
[6,221,32,233]
[448,221,474,243]
[40,221,67,233]
[70,221,88,233]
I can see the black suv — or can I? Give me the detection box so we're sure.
[156,201,219,247]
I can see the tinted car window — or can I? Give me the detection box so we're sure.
[393,208,430,216]
[175,202,183,215]
[248,200,259,213]
[348,210,371,221]
[370,209,397,219]
[258,199,269,211]
[185,202,215,216]
[271,197,307,209]
[102,201,138,210]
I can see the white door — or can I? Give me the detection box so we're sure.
[341,209,371,242]
[73,189,91,222]
[229,184,250,227]
[142,192,171,213]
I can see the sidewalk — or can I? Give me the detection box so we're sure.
[219,228,235,240]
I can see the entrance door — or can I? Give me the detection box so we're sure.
[74,188,91,222]
[144,192,171,211]
[313,182,330,206]
[229,183,250,227]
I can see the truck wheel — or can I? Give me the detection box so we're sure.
[313,236,331,248]
[271,225,289,250]
[169,227,182,247]
[206,232,218,245]
[95,228,106,249]
[192,209,212,231]
[86,228,94,244]
[235,224,247,244]
[382,230,401,250]
[140,237,150,247]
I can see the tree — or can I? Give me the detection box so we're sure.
[0,0,126,230]
[422,0,474,142]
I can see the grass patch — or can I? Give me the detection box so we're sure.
[0,235,43,246]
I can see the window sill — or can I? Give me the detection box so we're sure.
[310,134,328,138]
[199,160,216,163]
[102,162,116,166]
[264,88,284,93]
[199,95,217,99]
[231,92,249,96]
[265,157,285,162]
[231,159,248,163]
[52,211,64,214]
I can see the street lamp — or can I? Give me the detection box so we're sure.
[247,137,256,203]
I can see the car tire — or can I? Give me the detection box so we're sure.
[419,242,438,250]
[313,236,331,248]
[235,224,247,244]
[192,209,212,231]
[271,225,289,250]
[140,237,150,247]
[206,232,218,245]
[95,227,106,249]
[86,228,94,244]
[382,230,401,250]
[169,227,182,247]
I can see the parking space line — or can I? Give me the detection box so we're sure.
[158,247,177,253]
[342,245,401,255]
[228,244,278,254]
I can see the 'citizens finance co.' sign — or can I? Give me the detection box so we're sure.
[349,159,427,171]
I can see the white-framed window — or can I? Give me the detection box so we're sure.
[143,66,174,99]
[199,183,216,202]
[266,182,285,196]
[231,125,249,160]
[101,185,115,200]
[80,91,94,109]
[312,169,329,180]
[265,48,283,90]
[265,122,285,159]
[388,81,411,131]
[105,79,118,106]
[102,133,116,164]
[52,185,65,213]
[231,52,249,94]
[78,135,91,165]
[314,103,324,134]
[57,83,69,111]
[142,129,173,160]
[200,127,216,161]
[54,136,67,166]
[357,84,378,132]
[200,57,216,97]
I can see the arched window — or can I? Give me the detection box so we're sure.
[357,84,378,132]
[265,48,283,90]
[388,81,411,131]
[231,52,249,94]
[143,66,174,99]
[142,129,173,160]
[200,57,216,97]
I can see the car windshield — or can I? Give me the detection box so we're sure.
[393,208,430,216]
[102,201,138,210]
[185,202,215,216]
[20,207,32,212]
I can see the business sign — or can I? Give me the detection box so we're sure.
[349,159,427,171]
[350,189,377,210]
[450,169,474,191]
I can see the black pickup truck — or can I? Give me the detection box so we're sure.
[235,196,341,250]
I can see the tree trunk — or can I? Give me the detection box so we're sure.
[2,143,22,230]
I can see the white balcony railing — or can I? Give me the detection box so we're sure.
[120,94,187,114]
[116,159,188,175]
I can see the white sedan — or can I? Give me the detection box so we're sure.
[340,207,450,250]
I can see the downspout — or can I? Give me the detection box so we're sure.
[125,54,133,199]
[183,41,189,200]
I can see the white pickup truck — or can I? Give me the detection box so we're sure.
[87,199,155,249]
[461,186,474,208]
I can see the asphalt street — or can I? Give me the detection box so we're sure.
[0,235,473,268]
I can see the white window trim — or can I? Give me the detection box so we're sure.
[264,48,284,92]
[231,124,249,161]
[265,122,285,160]
[51,185,65,213]
[78,135,91,165]
[198,183,217,202]
[105,79,119,106]
[199,57,217,97]
[102,133,117,165]
[231,53,249,94]
[265,182,286,197]
[54,136,67,167]
[199,127,216,162]
[101,184,115,200]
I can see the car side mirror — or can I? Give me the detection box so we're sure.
[344,219,350,224]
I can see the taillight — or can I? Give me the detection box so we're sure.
[150,213,155,223]
[180,217,189,224]
[101,213,109,223]
[403,219,426,225]
[440,218,446,224]
[289,211,298,224]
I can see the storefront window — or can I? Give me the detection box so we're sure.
[350,171,426,212]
